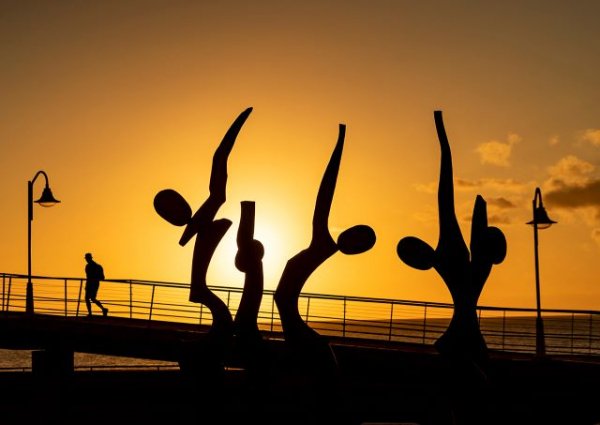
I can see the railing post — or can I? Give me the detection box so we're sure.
[270,295,275,332]
[64,278,68,317]
[76,279,83,317]
[226,290,231,309]
[571,313,575,355]
[2,274,5,311]
[149,285,156,321]
[129,281,133,319]
[589,314,593,355]
[422,304,428,344]
[502,310,506,350]
[199,304,203,325]
[305,297,311,323]
[6,276,12,311]
[478,308,482,343]
[342,297,347,338]
[388,302,394,342]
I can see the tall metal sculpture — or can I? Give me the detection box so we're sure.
[396,111,507,369]
[396,111,507,423]
[274,124,376,377]
[233,200,266,373]
[153,107,253,375]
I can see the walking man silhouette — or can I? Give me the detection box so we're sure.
[84,253,108,317]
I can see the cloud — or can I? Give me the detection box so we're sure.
[414,181,522,227]
[455,177,529,194]
[456,195,516,226]
[543,155,600,250]
[544,179,600,210]
[459,212,512,226]
[546,155,595,190]
[475,133,521,167]
[580,129,600,147]
[455,178,480,189]
[486,197,516,209]
[416,178,529,195]
[487,214,513,225]
[548,135,560,146]
[592,229,600,247]
[480,198,517,225]
[414,182,437,194]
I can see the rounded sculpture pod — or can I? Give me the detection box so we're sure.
[153,189,192,226]
[337,224,376,255]
[397,236,435,270]
[481,226,507,265]
[235,240,265,272]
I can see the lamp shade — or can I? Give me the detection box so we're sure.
[35,186,60,207]
[527,205,557,229]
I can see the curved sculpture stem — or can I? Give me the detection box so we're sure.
[275,125,345,343]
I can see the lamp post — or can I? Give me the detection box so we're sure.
[526,187,556,358]
[27,170,60,314]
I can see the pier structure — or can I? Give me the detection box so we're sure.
[0,273,598,424]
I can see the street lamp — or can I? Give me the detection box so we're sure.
[526,187,556,357]
[27,170,60,314]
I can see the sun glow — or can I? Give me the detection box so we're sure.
[254,218,289,287]
[208,210,294,292]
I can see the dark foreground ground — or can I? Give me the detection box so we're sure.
[0,346,599,425]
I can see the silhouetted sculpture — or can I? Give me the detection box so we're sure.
[153,107,253,377]
[397,111,507,424]
[233,200,266,372]
[397,111,506,369]
[84,253,108,317]
[274,124,376,378]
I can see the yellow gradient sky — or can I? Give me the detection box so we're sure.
[1,1,599,310]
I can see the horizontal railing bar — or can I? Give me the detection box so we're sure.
[6,272,599,316]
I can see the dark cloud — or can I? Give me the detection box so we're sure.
[545,179,600,209]
[547,178,568,190]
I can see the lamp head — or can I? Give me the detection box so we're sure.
[35,186,60,207]
[527,188,556,229]
[527,205,557,229]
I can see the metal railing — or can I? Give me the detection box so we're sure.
[1,273,599,358]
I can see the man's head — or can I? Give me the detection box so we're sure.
[85,253,93,262]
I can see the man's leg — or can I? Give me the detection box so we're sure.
[92,298,108,316]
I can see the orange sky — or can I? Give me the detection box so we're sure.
[1,1,599,310]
